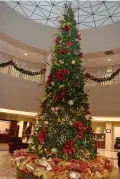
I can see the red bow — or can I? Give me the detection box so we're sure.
[37,127,47,144]
[62,140,75,154]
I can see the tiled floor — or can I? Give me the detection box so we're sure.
[0,144,120,179]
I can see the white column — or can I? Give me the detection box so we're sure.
[105,122,113,150]
[17,121,24,137]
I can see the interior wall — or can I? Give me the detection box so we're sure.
[0,72,44,112]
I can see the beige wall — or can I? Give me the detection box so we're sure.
[0,72,44,113]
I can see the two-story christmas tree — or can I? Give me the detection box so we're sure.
[11,6,115,179]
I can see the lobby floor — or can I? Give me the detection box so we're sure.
[0,144,120,179]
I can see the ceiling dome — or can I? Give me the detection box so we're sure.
[6,1,120,29]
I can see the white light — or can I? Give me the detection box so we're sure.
[108,59,111,62]
[24,53,27,56]
[92,116,120,122]
[0,108,37,117]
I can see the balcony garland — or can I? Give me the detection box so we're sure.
[0,60,46,76]
[84,69,120,82]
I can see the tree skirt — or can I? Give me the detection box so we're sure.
[11,149,116,179]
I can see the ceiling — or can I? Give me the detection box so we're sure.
[0,39,47,67]
[6,0,120,29]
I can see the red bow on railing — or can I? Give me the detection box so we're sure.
[37,127,47,144]
[62,140,75,154]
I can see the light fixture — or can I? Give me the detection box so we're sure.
[0,108,37,117]
[108,58,111,62]
[24,53,27,56]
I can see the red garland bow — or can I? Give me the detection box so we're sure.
[84,73,91,79]
[37,127,47,144]
[62,140,75,154]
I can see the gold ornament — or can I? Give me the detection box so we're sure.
[72,60,75,64]
[51,148,57,154]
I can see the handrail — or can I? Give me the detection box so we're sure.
[85,71,120,86]
[0,58,44,83]
[0,58,119,86]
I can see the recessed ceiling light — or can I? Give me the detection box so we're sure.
[108,58,111,62]
[24,53,27,56]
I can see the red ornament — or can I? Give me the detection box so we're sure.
[63,69,69,75]
[74,82,78,86]
[66,41,72,47]
[76,34,81,40]
[55,37,60,45]
[62,140,75,154]
[37,127,47,144]
[63,25,71,31]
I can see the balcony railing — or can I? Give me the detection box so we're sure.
[0,59,45,83]
[0,58,119,87]
[85,72,120,86]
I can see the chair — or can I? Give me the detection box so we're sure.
[8,136,28,154]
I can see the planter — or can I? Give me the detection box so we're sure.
[16,170,42,179]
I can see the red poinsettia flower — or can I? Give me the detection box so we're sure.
[63,25,71,31]
[55,37,60,45]
[76,34,81,40]
[66,41,72,47]
[37,127,47,144]
[73,121,83,129]
[62,140,75,154]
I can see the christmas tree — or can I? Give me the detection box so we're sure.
[29,6,97,161]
